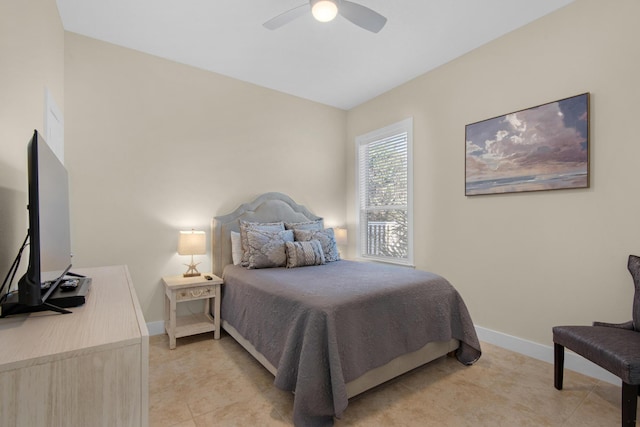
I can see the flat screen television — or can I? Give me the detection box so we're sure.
[0,130,88,318]
[1,130,92,317]
[17,130,73,309]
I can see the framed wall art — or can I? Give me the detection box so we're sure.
[465,93,590,196]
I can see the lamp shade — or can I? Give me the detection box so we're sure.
[334,227,348,246]
[177,230,206,255]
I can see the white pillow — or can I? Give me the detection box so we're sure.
[231,231,242,265]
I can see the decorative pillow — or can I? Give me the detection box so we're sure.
[240,221,284,266]
[246,229,294,269]
[285,240,325,268]
[284,219,324,231]
[230,231,242,265]
[293,228,340,262]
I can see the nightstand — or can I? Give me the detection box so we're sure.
[162,273,223,349]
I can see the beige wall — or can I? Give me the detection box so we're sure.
[347,0,640,345]
[64,33,347,322]
[0,0,64,283]
[5,0,639,348]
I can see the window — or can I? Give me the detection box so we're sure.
[356,118,413,265]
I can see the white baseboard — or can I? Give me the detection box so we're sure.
[147,320,165,337]
[475,325,619,385]
[144,320,620,386]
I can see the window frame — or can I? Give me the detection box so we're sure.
[355,117,414,266]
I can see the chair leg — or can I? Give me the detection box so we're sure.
[554,343,564,390]
[621,382,638,427]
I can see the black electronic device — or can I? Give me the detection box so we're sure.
[59,278,79,292]
[0,130,89,318]
[47,276,91,307]
[1,277,91,315]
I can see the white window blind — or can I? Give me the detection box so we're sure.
[356,118,413,265]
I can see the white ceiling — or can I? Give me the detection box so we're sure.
[56,0,573,110]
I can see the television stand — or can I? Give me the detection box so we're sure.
[41,302,71,314]
[0,276,91,317]
[0,292,71,317]
[65,271,86,278]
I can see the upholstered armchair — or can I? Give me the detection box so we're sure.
[553,255,640,427]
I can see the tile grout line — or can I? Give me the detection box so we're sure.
[559,381,599,426]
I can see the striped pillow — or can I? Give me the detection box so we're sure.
[293,228,340,262]
[285,240,325,268]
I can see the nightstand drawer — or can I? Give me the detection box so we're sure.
[176,285,216,301]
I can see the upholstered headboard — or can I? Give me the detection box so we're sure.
[211,192,322,277]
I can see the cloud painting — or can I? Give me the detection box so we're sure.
[465,93,589,195]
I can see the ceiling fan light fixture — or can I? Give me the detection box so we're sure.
[264,0,386,33]
[311,0,338,23]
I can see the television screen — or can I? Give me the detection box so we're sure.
[33,133,72,282]
[19,130,72,306]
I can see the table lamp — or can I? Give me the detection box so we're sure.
[178,229,206,277]
[334,227,348,246]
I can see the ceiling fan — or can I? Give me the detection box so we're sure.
[263,0,387,33]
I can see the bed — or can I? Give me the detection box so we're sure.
[211,192,481,426]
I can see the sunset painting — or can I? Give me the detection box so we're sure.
[465,93,589,196]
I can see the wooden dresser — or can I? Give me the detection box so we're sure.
[0,265,149,427]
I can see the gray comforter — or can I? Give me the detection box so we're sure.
[221,260,481,426]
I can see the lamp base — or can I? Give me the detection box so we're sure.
[183,261,201,278]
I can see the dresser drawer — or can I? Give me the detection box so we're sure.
[176,285,216,301]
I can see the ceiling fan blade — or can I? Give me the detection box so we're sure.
[263,4,310,30]
[339,0,387,33]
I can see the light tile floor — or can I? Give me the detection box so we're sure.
[149,333,632,426]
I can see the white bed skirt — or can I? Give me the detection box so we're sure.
[222,320,459,398]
